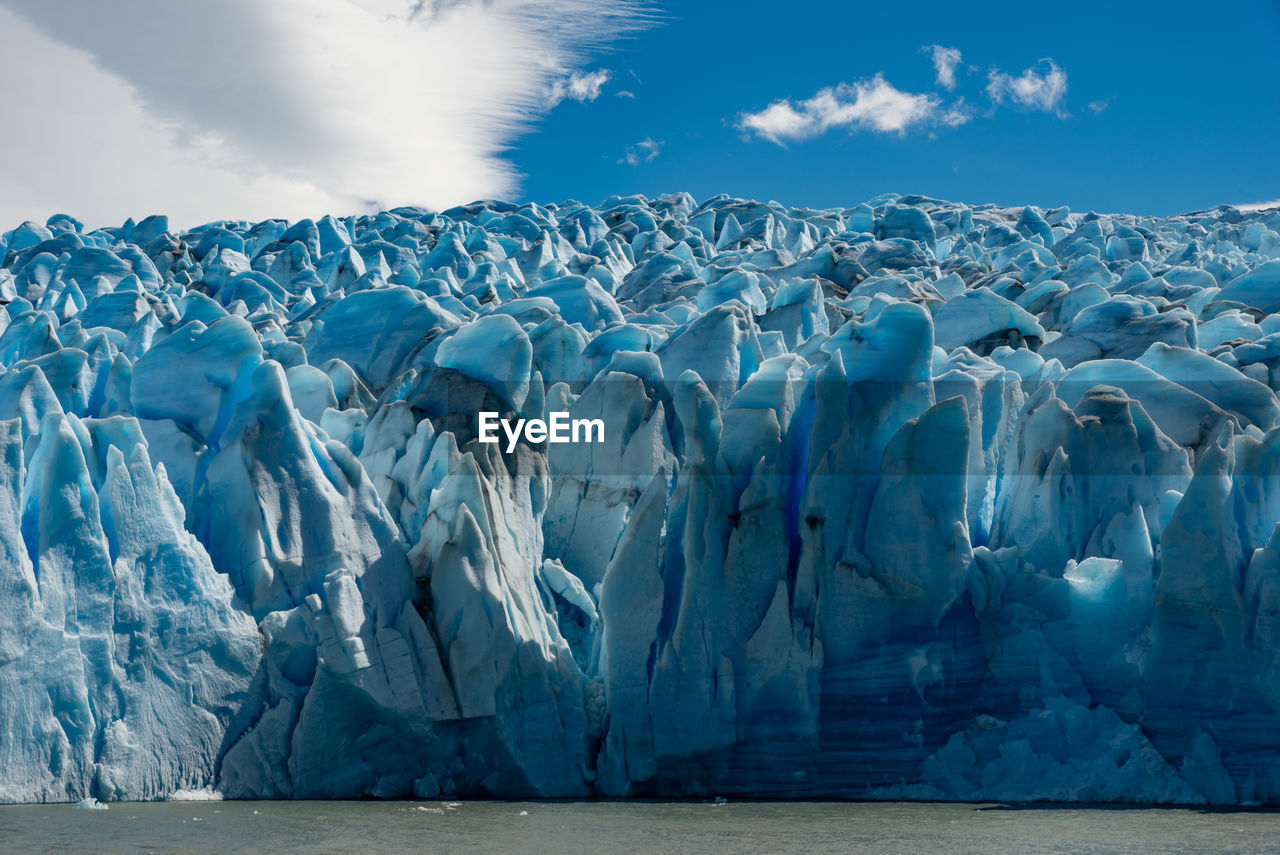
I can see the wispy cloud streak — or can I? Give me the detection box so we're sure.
[619,137,662,165]
[0,0,656,226]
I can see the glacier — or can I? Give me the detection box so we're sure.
[2,194,1280,804]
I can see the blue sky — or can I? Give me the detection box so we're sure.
[517,0,1280,216]
[0,0,1275,226]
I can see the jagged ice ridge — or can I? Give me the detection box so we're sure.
[2,192,1280,804]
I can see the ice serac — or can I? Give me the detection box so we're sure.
[0,414,259,804]
[3,194,1280,804]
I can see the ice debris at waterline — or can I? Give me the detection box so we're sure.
[2,195,1280,805]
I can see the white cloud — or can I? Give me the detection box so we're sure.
[738,101,816,145]
[619,137,662,166]
[546,68,611,107]
[1088,97,1113,115]
[938,98,973,127]
[737,75,942,145]
[0,0,654,228]
[927,45,963,90]
[986,59,1069,114]
[1236,199,1280,212]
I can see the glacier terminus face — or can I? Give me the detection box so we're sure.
[1,193,1280,805]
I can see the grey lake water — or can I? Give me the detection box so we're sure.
[1,799,1278,855]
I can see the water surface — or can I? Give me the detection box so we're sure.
[1,799,1278,854]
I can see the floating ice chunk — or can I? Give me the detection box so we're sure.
[166,787,223,801]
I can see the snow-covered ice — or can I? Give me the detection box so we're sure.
[2,194,1280,804]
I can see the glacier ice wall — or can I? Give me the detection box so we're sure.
[2,195,1280,803]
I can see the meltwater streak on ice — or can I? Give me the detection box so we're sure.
[3,801,1280,855]
[3,196,1280,804]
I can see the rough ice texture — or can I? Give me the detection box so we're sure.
[2,195,1280,804]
